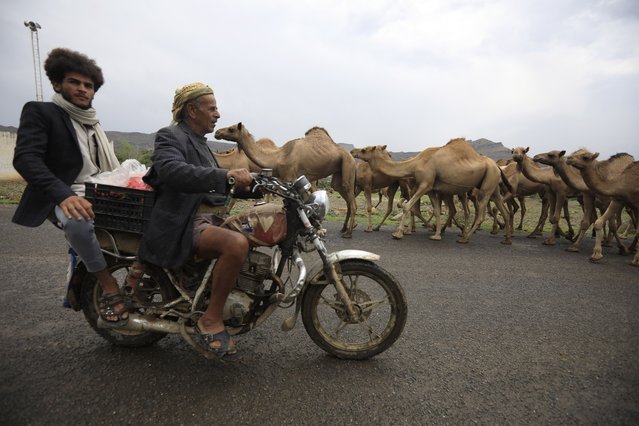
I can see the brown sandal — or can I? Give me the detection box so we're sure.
[98,292,129,328]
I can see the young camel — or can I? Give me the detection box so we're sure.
[214,123,358,238]
[352,140,512,244]
[566,150,639,266]
[533,150,634,253]
[511,147,579,245]
[499,161,550,237]
[213,138,278,208]
[354,151,431,233]
[213,138,278,172]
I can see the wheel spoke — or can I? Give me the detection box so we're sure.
[357,317,382,342]
[357,295,390,313]
[319,293,345,312]
[332,319,349,337]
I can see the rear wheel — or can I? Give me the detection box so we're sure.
[301,260,407,360]
[80,259,177,347]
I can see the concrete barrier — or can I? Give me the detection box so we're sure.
[0,132,21,180]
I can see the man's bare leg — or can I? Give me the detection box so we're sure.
[196,226,249,351]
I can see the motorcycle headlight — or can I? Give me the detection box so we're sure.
[308,190,329,221]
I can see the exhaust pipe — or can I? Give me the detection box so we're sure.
[97,313,193,334]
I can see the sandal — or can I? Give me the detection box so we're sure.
[98,292,129,328]
[193,323,239,361]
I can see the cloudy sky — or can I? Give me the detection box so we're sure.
[2,0,638,158]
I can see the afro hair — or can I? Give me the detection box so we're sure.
[44,47,104,91]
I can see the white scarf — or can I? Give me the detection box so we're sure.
[52,93,120,171]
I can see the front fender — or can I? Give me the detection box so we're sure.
[305,250,380,286]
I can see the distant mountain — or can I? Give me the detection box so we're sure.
[0,125,512,160]
[0,125,17,133]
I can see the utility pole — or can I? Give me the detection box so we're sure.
[24,21,43,102]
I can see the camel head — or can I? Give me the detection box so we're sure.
[214,122,250,143]
[511,146,530,163]
[351,145,388,162]
[532,150,566,167]
[565,149,600,170]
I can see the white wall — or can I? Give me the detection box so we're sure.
[0,132,21,180]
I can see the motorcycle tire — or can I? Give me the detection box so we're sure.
[301,259,407,360]
[80,258,178,347]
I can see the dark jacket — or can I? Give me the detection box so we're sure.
[138,123,229,268]
[12,102,83,227]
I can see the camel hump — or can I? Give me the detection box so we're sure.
[305,126,334,142]
[442,137,481,159]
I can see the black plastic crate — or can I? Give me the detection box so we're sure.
[85,183,154,234]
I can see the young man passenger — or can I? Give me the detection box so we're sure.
[12,48,128,326]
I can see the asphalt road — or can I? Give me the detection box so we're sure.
[1,204,638,425]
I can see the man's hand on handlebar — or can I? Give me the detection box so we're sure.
[226,168,254,193]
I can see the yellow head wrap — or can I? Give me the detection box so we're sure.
[171,82,214,124]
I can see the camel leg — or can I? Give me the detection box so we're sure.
[364,189,373,232]
[444,195,459,235]
[489,201,500,235]
[411,197,430,228]
[430,193,444,241]
[393,182,432,240]
[567,194,595,253]
[373,189,384,210]
[562,200,575,241]
[405,197,420,235]
[516,196,525,230]
[609,209,630,256]
[459,189,490,244]
[374,184,398,231]
[457,193,469,235]
[543,193,563,246]
[528,195,549,238]
[332,171,357,238]
[591,200,623,262]
[491,192,512,244]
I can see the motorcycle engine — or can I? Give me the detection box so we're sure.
[237,250,272,294]
[223,250,272,327]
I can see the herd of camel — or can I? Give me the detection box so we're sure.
[211,122,639,267]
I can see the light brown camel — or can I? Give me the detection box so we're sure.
[352,145,466,240]
[213,138,278,172]
[566,150,639,266]
[213,138,278,208]
[354,150,431,233]
[511,147,579,245]
[533,150,634,253]
[352,140,512,244]
[499,161,550,237]
[214,123,358,238]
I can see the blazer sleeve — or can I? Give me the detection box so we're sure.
[150,127,228,194]
[13,102,76,205]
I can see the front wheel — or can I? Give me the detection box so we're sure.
[301,260,407,360]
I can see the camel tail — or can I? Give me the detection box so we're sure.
[500,168,514,198]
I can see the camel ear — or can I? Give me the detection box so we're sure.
[381,144,387,150]
[525,147,530,153]
[559,150,565,157]
[237,122,243,130]
[592,152,600,160]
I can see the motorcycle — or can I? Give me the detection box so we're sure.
[66,172,407,360]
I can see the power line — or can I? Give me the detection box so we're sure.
[24,21,43,102]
